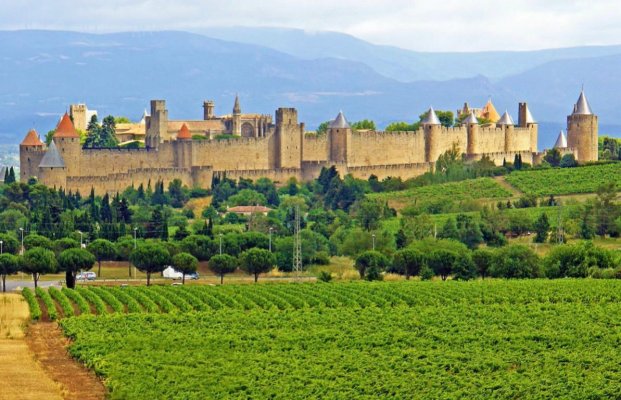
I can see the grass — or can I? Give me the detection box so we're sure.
[369,177,511,202]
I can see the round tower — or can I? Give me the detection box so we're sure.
[328,111,351,164]
[497,110,515,153]
[567,90,598,162]
[52,113,81,176]
[19,129,45,181]
[423,107,441,162]
[464,111,479,154]
[232,95,241,136]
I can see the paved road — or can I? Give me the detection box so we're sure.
[4,279,60,292]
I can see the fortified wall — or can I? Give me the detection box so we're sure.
[20,91,597,194]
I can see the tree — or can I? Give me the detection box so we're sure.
[472,248,494,279]
[385,121,417,132]
[354,250,388,280]
[87,239,117,277]
[129,242,171,286]
[239,248,275,282]
[350,119,376,131]
[439,217,459,240]
[0,233,19,255]
[452,253,477,281]
[0,253,19,292]
[315,121,330,135]
[544,148,561,167]
[427,249,458,281]
[20,247,57,288]
[560,153,578,168]
[354,198,383,231]
[53,237,80,255]
[533,213,550,243]
[209,254,237,284]
[171,252,198,284]
[58,248,96,289]
[594,182,619,237]
[490,244,541,279]
[392,248,425,280]
[24,234,53,250]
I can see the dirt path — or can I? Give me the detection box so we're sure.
[0,294,63,400]
[493,175,523,197]
[26,323,106,400]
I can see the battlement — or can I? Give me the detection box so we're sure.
[276,108,298,125]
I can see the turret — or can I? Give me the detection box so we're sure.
[174,124,192,169]
[497,110,515,153]
[146,100,168,149]
[464,111,479,154]
[232,95,241,136]
[518,102,538,152]
[52,113,81,176]
[203,100,215,120]
[328,111,351,164]
[38,140,67,189]
[275,108,302,169]
[19,129,45,181]
[567,89,598,162]
[423,107,441,162]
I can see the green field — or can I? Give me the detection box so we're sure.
[505,162,621,195]
[368,177,511,202]
[34,281,621,399]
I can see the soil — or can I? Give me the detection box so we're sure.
[25,322,106,400]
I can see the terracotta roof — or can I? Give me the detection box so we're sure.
[177,123,192,140]
[54,113,79,138]
[20,129,44,146]
[227,205,272,213]
[480,99,500,123]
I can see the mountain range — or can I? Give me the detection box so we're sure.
[1,28,620,150]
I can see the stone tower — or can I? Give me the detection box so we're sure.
[518,102,538,152]
[203,100,215,120]
[146,100,168,149]
[497,110,515,153]
[52,113,81,177]
[232,95,241,136]
[275,108,303,169]
[423,107,441,162]
[19,129,45,181]
[328,111,351,164]
[464,111,479,154]
[69,104,87,131]
[567,90,598,162]
[174,123,193,170]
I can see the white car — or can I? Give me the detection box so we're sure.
[76,271,96,281]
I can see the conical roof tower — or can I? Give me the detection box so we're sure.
[497,110,515,126]
[554,130,567,148]
[422,107,441,125]
[38,140,65,168]
[329,111,350,129]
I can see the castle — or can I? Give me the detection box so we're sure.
[20,91,598,194]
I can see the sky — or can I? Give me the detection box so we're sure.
[1,0,620,51]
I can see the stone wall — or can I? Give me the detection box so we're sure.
[191,134,275,171]
[302,135,328,162]
[347,130,427,166]
[77,147,175,177]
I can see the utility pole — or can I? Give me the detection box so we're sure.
[557,200,564,244]
[292,206,302,279]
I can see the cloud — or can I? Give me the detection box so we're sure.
[2,0,621,51]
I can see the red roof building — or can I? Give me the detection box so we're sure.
[53,113,80,138]
[20,129,44,146]
[177,123,192,140]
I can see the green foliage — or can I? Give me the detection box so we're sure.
[533,213,550,243]
[208,254,237,284]
[22,287,41,320]
[544,241,616,278]
[87,239,117,276]
[385,121,418,131]
[62,287,90,315]
[354,250,388,280]
[35,287,58,321]
[48,287,74,317]
[391,248,425,279]
[544,148,562,167]
[490,244,541,279]
[427,249,458,281]
[130,242,171,285]
[171,252,198,284]
[84,115,119,148]
[21,247,57,287]
[114,116,132,124]
[0,253,18,292]
[315,121,330,135]
[24,234,53,250]
[239,248,275,282]
[58,248,96,289]
[317,270,333,282]
[350,119,376,131]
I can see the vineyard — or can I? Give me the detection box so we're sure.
[22,280,621,399]
[368,177,511,202]
[505,162,621,195]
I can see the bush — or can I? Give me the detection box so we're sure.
[22,287,41,320]
[490,244,541,278]
[420,265,434,281]
[317,271,333,282]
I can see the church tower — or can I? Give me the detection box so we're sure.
[232,95,241,136]
[567,90,598,162]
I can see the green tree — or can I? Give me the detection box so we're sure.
[129,242,171,286]
[239,248,275,282]
[53,237,80,255]
[20,247,57,288]
[354,250,388,280]
[315,121,330,135]
[392,248,425,280]
[594,182,619,237]
[0,253,19,292]
[228,189,267,206]
[0,233,19,255]
[419,109,454,128]
[58,248,96,289]
[350,119,376,130]
[354,198,383,231]
[209,254,237,284]
[427,249,458,281]
[533,213,550,243]
[490,244,541,279]
[439,217,459,240]
[87,239,117,277]
[24,234,53,250]
[453,253,477,280]
[560,153,578,168]
[171,252,198,284]
[385,121,418,132]
[544,148,561,167]
[472,248,494,279]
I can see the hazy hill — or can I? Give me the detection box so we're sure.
[0,29,620,150]
[200,27,621,82]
